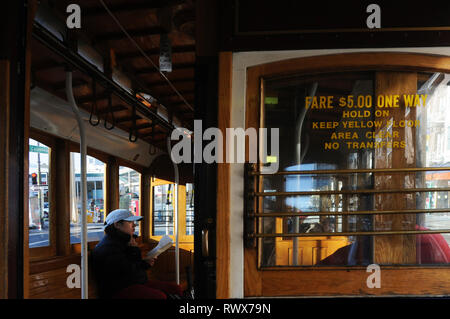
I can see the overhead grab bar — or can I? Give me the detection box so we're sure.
[167,136,180,285]
[104,91,115,130]
[66,71,88,299]
[89,80,100,126]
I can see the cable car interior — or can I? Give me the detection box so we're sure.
[24,0,197,299]
[3,0,450,301]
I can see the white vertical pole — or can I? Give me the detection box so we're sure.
[167,137,180,285]
[66,71,88,299]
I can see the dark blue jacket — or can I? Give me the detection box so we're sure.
[92,230,150,298]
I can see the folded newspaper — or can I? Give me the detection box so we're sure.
[146,235,173,259]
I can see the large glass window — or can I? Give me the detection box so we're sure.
[119,166,141,235]
[152,184,174,236]
[70,152,106,244]
[258,71,450,267]
[28,138,51,248]
[186,183,194,235]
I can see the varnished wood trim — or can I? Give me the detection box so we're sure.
[30,129,146,174]
[29,255,82,275]
[261,268,450,296]
[247,52,450,80]
[116,158,145,174]
[0,60,10,299]
[55,139,71,256]
[68,142,110,164]
[141,170,151,241]
[28,131,57,260]
[244,52,450,297]
[216,52,232,299]
[23,0,38,298]
[244,61,262,297]
[148,179,194,244]
[105,156,119,214]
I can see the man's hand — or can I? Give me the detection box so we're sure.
[145,256,157,266]
[128,236,138,247]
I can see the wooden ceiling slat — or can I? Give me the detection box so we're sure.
[76,93,110,105]
[115,116,135,124]
[135,63,195,74]
[53,79,89,91]
[157,90,195,99]
[96,105,128,115]
[146,77,194,87]
[34,61,66,71]
[116,45,196,61]
[135,123,152,130]
[95,27,167,43]
[83,0,186,17]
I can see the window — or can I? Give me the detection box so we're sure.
[256,70,450,267]
[240,52,450,297]
[150,178,194,245]
[119,166,141,236]
[28,138,51,248]
[186,183,194,235]
[152,183,174,236]
[70,152,106,244]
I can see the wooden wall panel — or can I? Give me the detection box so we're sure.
[373,72,418,264]
[29,255,97,299]
[106,156,119,214]
[244,65,263,297]
[0,60,10,299]
[22,0,38,298]
[216,51,232,298]
[261,268,450,297]
[144,245,193,288]
[55,139,71,256]
[142,170,151,240]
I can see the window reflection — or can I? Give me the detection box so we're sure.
[186,183,194,235]
[29,138,51,248]
[260,71,450,267]
[70,153,106,244]
[152,184,174,236]
[119,166,141,235]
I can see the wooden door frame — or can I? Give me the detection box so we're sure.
[237,52,450,297]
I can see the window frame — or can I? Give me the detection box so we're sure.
[149,178,193,245]
[118,164,143,236]
[241,52,450,297]
[68,144,109,251]
[28,129,57,260]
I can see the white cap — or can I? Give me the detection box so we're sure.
[105,209,143,226]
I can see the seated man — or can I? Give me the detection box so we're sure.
[91,209,183,299]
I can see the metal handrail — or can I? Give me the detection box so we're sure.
[250,208,450,217]
[250,229,450,238]
[252,187,450,197]
[250,167,450,175]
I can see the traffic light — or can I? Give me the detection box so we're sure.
[166,184,172,205]
[31,173,38,185]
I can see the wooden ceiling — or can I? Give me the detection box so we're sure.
[31,0,196,150]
